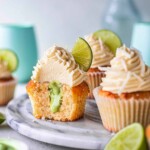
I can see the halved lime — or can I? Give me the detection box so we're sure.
[0,49,18,72]
[93,29,122,54]
[72,37,93,71]
[0,113,5,124]
[105,123,147,150]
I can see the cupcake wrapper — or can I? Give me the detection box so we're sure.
[27,81,88,121]
[87,72,105,99]
[0,79,17,105]
[93,88,150,132]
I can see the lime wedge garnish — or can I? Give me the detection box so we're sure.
[0,113,5,124]
[93,29,122,54]
[105,123,147,150]
[72,37,93,71]
[0,49,19,72]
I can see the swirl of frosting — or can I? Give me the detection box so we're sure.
[85,34,114,68]
[32,46,87,87]
[100,45,150,94]
[0,60,12,79]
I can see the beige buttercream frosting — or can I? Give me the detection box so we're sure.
[85,34,114,68]
[100,45,150,94]
[0,59,12,79]
[31,46,87,87]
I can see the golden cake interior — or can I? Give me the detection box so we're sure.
[26,80,89,121]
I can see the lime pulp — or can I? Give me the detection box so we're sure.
[93,29,122,55]
[105,123,147,150]
[72,37,93,71]
[0,49,18,72]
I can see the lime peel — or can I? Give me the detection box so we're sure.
[0,139,28,150]
[0,113,5,124]
[72,37,93,71]
[0,49,19,72]
[93,29,122,55]
[105,123,147,150]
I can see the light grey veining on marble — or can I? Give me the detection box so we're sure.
[6,94,113,150]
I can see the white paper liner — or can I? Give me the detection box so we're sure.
[87,72,105,99]
[93,87,150,132]
[0,78,17,105]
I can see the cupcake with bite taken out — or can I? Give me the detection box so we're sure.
[85,30,122,99]
[94,45,150,132]
[26,38,92,121]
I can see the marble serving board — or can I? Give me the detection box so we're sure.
[6,94,113,150]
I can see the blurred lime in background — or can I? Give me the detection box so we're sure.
[0,24,38,83]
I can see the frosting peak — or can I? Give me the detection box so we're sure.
[0,60,12,79]
[32,46,87,87]
[85,34,114,68]
[100,45,150,94]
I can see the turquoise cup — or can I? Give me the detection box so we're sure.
[131,22,150,66]
[0,24,38,83]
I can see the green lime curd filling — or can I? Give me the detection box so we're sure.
[0,143,15,150]
[48,81,62,113]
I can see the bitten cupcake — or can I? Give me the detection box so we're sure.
[26,44,90,121]
[85,35,112,99]
[93,45,150,132]
[0,59,17,105]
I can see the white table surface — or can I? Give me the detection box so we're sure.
[0,84,78,150]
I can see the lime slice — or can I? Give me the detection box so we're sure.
[0,139,28,150]
[72,37,93,71]
[0,143,15,150]
[0,113,5,124]
[105,123,147,150]
[0,49,18,72]
[93,29,122,54]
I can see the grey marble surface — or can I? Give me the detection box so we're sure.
[0,124,77,150]
[1,84,112,150]
[0,85,76,150]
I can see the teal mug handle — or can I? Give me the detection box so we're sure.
[131,22,150,66]
[0,24,38,83]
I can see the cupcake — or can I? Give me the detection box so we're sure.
[93,45,150,132]
[0,59,17,105]
[26,45,89,121]
[85,34,114,99]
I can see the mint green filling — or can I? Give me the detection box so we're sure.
[48,81,62,113]
[0,143,15,150]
